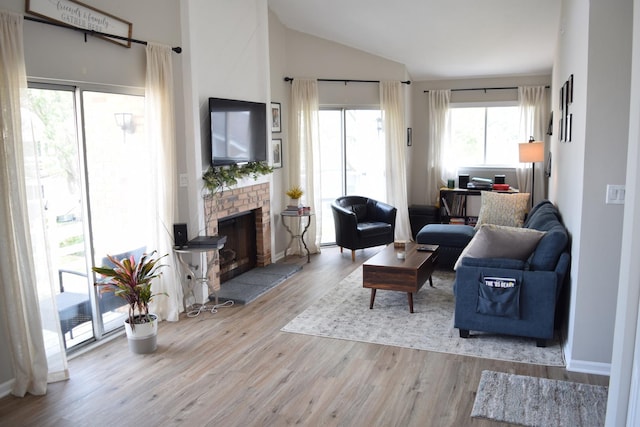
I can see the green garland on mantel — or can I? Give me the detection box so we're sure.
[202,161,273,196]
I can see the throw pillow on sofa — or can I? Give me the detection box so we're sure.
[475,191,530,229]
[454,223,546,270]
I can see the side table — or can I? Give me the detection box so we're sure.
[173,238,232,316]
[281,210,313,263]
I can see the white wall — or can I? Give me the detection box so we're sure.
[606,0,640,422]
[553,0,632,373]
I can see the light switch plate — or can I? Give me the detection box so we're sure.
[179,173,188,188]
[606,184,625,204]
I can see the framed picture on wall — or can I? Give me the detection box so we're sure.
[271,102,281,133]
[272,138,282,168]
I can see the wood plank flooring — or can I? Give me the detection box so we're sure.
[0,246,609,427]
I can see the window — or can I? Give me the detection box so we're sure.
[318,108,385,245]
[23,83,148,352]
[449,105,520,167]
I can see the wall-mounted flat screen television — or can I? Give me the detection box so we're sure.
[209,97,267,166]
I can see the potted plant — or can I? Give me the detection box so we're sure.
[286,185,304,208]
[92,250,168,354]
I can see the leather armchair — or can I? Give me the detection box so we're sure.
[331,196,397,261]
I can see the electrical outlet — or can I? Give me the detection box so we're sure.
[606,184,625,204]
[179,173,188,188]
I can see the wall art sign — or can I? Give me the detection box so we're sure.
[26,0,133,48]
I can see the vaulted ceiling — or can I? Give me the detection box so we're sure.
[267,0,561,81]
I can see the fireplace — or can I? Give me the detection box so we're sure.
[218,210,257,283]
[204,182,271,291]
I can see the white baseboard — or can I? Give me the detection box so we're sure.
[273,250,285,262]
[0,379,14,398]
[566,358,611,376]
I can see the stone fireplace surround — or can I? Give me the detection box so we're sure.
[204,182,271,292]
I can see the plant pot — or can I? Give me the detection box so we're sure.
[124,313,158,354]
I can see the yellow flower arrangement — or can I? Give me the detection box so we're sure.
[286,185,304,200]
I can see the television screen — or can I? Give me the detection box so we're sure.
[209,97,267,166]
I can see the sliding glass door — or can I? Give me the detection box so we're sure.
[23,84,148,351]
[318,108,385,245]
[83,90,150,337]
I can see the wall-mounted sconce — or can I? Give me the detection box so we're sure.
[114,112,135,142]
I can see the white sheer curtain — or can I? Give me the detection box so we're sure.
[517,86,549,205]
[426,90,451,205]
[380,81,411,241]
[145,43,182,321]
[289,79,321,254]
[0,10,68,397]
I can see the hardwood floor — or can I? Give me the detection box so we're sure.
[0,246,609,426]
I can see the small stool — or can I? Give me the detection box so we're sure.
[416,224,475,269]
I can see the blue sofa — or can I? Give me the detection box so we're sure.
[454,200,570,346]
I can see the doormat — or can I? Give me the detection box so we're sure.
[212,263,302,305]
[471,370,608,426]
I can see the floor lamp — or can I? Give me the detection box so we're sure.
[519,137,545,207]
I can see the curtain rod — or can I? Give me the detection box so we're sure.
[24,16,182,54]
[423,85,549,93]
[284,76,411,85]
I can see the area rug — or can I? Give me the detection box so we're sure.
[214,263,302,305]
[471,370,608,426]
[281,268,565,366]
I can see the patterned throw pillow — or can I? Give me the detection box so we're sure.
[474,191,530,230]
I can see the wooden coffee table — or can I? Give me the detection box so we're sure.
[362,243,439,313]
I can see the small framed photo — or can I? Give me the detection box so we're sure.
[569,74,574,104]
[272,138,282,168]
[407,127,413,146]
[271,102,281,133]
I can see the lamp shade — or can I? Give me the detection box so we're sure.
[519,141,545,163]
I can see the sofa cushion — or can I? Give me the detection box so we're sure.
[523,201,569,270]
[523,200,553,228]
[454,224,546,270]
[416,223,476,248]
[528,224,568,270]
[524,201,560,231]
[357,221,392,238]
[475,191,531,230]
